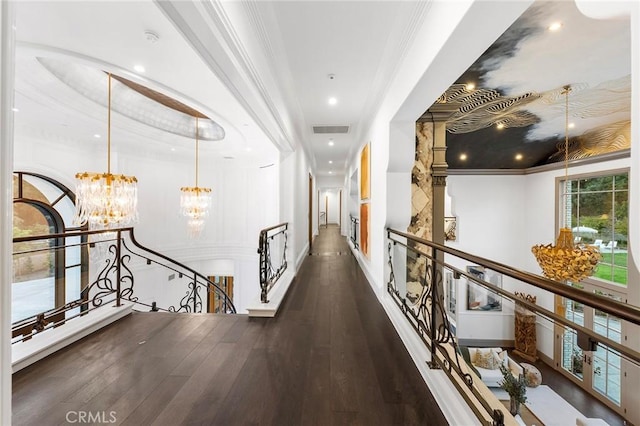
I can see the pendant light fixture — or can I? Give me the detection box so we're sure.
[531,85,601,282]
[73,73,138,230]
[180,117,212,237]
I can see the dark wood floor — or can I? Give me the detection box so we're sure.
[13,225,448,426]
[510,354,626,426]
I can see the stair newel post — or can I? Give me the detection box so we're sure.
[116,229,122,307]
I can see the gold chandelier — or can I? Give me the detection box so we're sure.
[531,85,600,282]
[73,73,138,230]
[180,117,212,237]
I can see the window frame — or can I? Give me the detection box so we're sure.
[555,167,630,294]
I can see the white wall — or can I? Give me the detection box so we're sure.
[316,175,344,189]
[445,174,527,342]
[445,156,634,351]
[288,145,316,270]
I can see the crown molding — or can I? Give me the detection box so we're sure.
[447,149,631,176]
[154,0,296,154]
[348,0,433,164]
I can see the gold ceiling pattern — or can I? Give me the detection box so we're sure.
[437,84,541,134]
[437,75,630,163]
[550,120,631,161]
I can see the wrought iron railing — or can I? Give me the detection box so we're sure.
[386,227,640,426]
[12,227,236,343]
[349,215,359,250]
[319,211,327,227]
[258,222,288,303]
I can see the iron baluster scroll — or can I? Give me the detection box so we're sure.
[386,227,640,426]
[85,230,138,308]
[11,227,237,342]
[122,233,236,314]
[168,276,203,313]
[258,222,289,303]
[349,215,359,250]
[386,230,505,426]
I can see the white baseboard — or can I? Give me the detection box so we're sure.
[246,270,295,317]
[12,302,133,373]
[295,242,309,272]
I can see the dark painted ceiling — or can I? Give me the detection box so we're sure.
[433,1,631,170]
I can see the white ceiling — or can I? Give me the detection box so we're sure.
[13,0,429,183]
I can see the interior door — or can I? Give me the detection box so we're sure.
[308,173,312,252]
[555,284,624,408]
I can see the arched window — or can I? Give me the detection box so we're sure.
[12,172,88,338]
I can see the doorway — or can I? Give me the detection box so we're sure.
[208,276,234,313]
[308,173,312,253]
[555,284,624,410]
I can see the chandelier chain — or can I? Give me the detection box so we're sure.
[563,84,571,183]
[108,73,112,175]
[195,117,199,188]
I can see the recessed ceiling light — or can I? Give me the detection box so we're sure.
[329,171,333,174]
[548,22,562,31]
[329,160,333,164]
[93,134,101,138]
[459,153,468,161]
[328,141,334,146]
[171,147,176,152]
[568,122,575,129]
[515,153,523,161]
[466,83,476,91]
[11,107,19,112]
[134,64,145,73]
[328,97,337,106]
[496,123,505,130]
[245,147,252,152]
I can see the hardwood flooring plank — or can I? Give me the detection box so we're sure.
[151,341,241,425]
[119,375,190,426]
[300,346,332,425]
[12,225,459,426]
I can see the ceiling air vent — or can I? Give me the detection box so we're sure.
[313,125,350,134]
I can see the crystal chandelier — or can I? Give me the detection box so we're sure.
[180,117,212,237]
[73,73,138,230]
[531,85,601,282]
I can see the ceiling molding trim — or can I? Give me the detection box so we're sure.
[239,0,315,170]
[522,149,631,175]
[154,0,295,154]
[447,169,526,176]
[348,0,433,164]
[203,1,298,149]
[17,42,241,142]
[448,149,631,176]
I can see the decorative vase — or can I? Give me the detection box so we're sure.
[509,397,520,416]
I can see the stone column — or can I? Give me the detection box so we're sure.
[426,103,456,248]
[413,105,455,363]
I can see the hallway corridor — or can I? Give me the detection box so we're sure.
[12,225,448,425]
